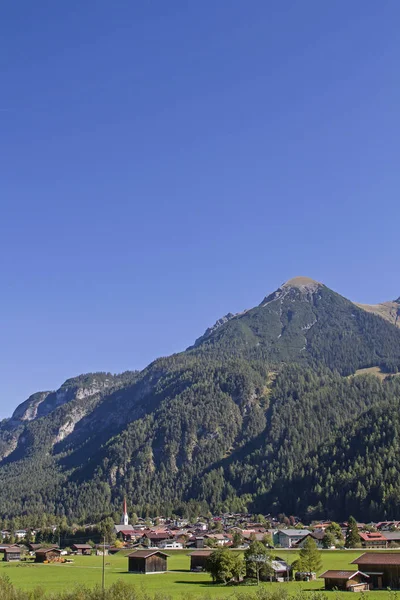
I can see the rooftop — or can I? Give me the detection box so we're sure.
[320,570,368,580]
[352,553,400,565]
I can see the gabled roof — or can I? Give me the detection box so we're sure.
[320,570,369,580]
[359,532,387,541]
[271,560,291,572]
[352,553,400,565]
[278,529,310,537]
[72,544,92,549]
[35,547,61,555]
[127,550,169,559]
[4,546,21,553]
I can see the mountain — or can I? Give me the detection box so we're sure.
[1,277,400,524]
[356,296,400,328]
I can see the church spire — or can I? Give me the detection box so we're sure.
[120,497,129,526]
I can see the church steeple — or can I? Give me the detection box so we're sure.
[120,497,129,526]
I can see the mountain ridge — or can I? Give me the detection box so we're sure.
[2,277,400,523]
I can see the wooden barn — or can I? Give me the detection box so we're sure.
[352,553,400,589]
[189,550,212,571]
[320,570,369,591]
[72,544,92,555]
[3,546,21,562]
[127,550,169,574]
[35,547,62,563]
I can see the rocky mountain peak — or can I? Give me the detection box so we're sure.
[260,276,323,307]
[282,276,322,290]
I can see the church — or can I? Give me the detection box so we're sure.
[114,498,135,534]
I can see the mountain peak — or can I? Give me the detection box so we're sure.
[282,276,322,289]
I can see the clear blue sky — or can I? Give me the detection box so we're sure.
[1,1,400,416]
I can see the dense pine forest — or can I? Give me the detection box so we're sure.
[1,277,400,524]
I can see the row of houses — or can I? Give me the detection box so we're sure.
[127,550,400,589]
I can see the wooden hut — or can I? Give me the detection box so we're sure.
[320,570,369,591]
[35,547,62,563]
[71,544,92,555]
[189,550,212,571]
[127,550,169,574]
[351,553,400,589]
[3,546,21,562]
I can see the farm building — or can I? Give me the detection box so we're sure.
[320,570,369,591]
[271,559,293,581]
[351,553,400,589]
[3,546,21,562]
[35,548,63,563]
[189,550,212,571]
[127,550,169,574]
[71,544,92,555]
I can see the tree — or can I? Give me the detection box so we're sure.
[346,516,361,548]
[230,552,246,582]
[205,549,243,584]
[99,517,116,543]
[326,522,344,544]
[262,533,273,547]
[322,531,335,549]
[297,537,322,573]
[244,540,271,583]
[232,531,244,548]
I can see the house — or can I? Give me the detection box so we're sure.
[270,559,293,581]
[95,544,109,556]
[3,546,21,562]
[142,532,172,547]
[127,550,169,574]
[276,529,310,548]
[28,543,43,552]
[203,533,231,546]
[158,541,183,550]
[14,530,27,540]
[376,521,400,531]
[189,550,212,571]
[383,531,400,547]
[35,548,63,563]
[359,532,387,548]
[351,552,400,589]
[71,544,92,555]
[320,570,369,591]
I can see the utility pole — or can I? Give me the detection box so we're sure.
[102,535,106,596]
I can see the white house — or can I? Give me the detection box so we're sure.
[277,529,310,548]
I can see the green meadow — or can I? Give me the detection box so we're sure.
[0,549,398,599]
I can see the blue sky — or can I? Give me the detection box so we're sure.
[1,1,400,415]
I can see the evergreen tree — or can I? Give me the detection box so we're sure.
[346,516,361,548]
[322,531,335,549]
[297,537,322,573]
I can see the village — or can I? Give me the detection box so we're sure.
[3,502,400,591]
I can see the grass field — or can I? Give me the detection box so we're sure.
[1,549,399,599]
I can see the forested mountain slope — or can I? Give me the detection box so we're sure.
[1,277,400,523]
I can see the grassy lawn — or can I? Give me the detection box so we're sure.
[0,549,398,598]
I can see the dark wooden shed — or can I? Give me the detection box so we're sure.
[3,546,21,562]
[321,570,369,591]
[352,553,400,589]
[127,550,169,574]
[189,550,212,571]
[72,544,92,555]
[35,547,62,563]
